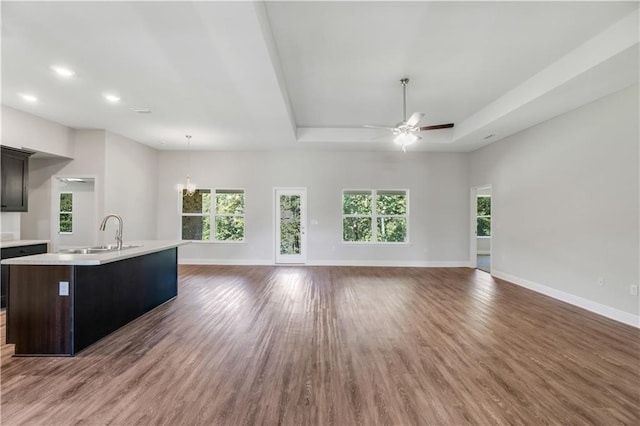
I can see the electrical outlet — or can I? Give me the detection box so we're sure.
[59,281,69,296]
[630,285,638,296]
[597,277,605,287]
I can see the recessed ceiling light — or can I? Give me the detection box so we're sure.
[103,93,121,103]
[51,65,75,78]
[19,93,38,103]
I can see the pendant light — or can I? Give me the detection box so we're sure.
[177,134,196,196]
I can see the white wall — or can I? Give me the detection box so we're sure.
[58,180,96,248]
[477,237,491,255]
[0,213,21,241]
[104,131,158,241]
[1,105,75,240]
[1,105,74,157]
[469,85,639,321]
[11,114,159,248]
[157,150,470,266]
[21,130,106,250]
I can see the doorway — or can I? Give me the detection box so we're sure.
[50,176,98,252]
[274,188,307,264]
[471,185,492,273]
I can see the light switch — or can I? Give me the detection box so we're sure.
[59,281,69,296]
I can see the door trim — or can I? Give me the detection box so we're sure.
[274,187,307,264]
[50,175,99,253]
[470,184,492,271]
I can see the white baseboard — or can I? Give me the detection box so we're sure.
[179,258,272,266]
[307,260,472,267]
[492,270,639,329]
[180,258,473,268]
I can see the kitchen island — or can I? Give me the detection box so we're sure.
[1,240,187,356]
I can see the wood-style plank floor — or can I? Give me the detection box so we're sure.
[1,265,639,425]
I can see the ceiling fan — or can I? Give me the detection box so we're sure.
[364,78,454,151]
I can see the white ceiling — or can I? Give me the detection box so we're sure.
[2,1,638,153]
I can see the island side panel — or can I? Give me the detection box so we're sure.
[73,248,178,354]
[7,265,73,355]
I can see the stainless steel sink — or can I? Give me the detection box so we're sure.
[61,247,111,254]
[59,244,142,255]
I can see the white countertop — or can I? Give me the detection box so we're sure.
[1,240,188,266]
[0,240,50,249]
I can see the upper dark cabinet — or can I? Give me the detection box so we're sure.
[1,147,33,212]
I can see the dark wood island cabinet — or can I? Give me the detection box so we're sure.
[1,241,49,308]
[2,241,185,356]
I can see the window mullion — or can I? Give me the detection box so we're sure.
[211,208,216,241]
[372,190,377,242]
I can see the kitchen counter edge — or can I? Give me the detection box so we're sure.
[0,240,188,266]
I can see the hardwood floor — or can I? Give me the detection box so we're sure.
[1,265,638,425]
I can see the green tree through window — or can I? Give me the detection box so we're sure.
[279,195,301,255]
[376,191,407,242]
[181,189,211,240]
[215,190,245,241]
[477,195,491,237]
[59,192,73,233]
[343,190,408,243]
[343,191,372,242]
[181,189,244,241]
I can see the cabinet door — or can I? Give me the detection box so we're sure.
[1,147,31,212]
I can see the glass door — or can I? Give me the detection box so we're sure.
[275,188,307,264]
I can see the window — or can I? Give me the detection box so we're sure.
[214,190,245,241]
[376,190,408,242]
[343,190,372,242]
[59,192,73,233]
[181,189,211,240]
[477,195,491,237]
[181,189,245,242]
[342,190,408,243]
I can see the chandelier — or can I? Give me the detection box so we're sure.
[177,134,196,196]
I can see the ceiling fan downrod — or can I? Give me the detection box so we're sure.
[400,78,409,123]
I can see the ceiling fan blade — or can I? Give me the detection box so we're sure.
[419,123,455,131]
[405,112,425,127]
[363,125,395,131]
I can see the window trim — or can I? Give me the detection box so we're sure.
[179,188,246,243]
[341,189,410,244]
[59,191,73,234]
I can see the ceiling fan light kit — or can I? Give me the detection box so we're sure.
[394,131,420,152]
[364,77,454,152]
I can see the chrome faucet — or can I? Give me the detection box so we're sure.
[99,214,123,250]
